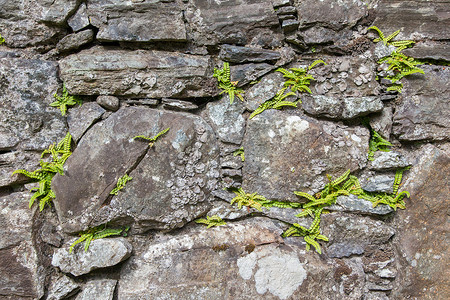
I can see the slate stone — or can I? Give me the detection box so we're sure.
[68,2,90,32]
[295,0,368,30]
[185,0,283,47]
[204,95,246,144]
[373,0,450,41]
[75,279,117,300]
[328,194,394,216]
[47,275,80,300]
[360,175,394,194]
[369,152,410,171]
[59,47,216,98]
[242,110,369,201]
[281,19,299,33]
[369,107,393,141]
[302,95,384,120]
[322,213,395,258]
[56,29,94,53]
[231,63,275,87]
[56,107,219,233]
[161,98,199,111]
[1,151,41,187]
[67,102,106,142]
[393,144,450,299]
[96,95,120,111]
[299,26,338,45]
[0,57,67,151]
[0,192,44,298]
[87,0,187,42]
[393,65,450,142]
[52,238,132,276]
[403,41,450,62]
[219,45,281,63]
[245,72,285,111]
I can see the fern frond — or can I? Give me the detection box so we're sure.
[294,191,316,202]
[308,60,327,70]
[368,26,385,42]
[133,127,170,147]
[195,215,226,228]
[304,235,322,254]
[385,29,400,43]
[92,228,124,239]
[110,174,133,195]
[233,147,245,162]
[330,169,351,187]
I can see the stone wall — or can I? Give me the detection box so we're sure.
[0,0,448,299]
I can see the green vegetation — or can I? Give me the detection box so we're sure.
[110,174,133,195]
[368,26,424,92]
[133,127,170,147]
[0,34,5,45]
[361,117,392,161]
[12,133,73,211]
[69,225,129,253]
[233,147,245,162]
[213,62,244,104]
[195,215,227,228]
[230,188,267,211]
[250,60,326,118]
[51,84,82,116]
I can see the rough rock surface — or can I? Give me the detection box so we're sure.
[67,102,106,142]
[52,238,132,276]
[59,47,216,98]
[245,72,285,111]
[219,45,281,63]
[393,65,450,141]
[243,110,369,201]
[75,279,117,300]
[56,29,94,53]
[53,107,219,233]
[47,275,80,300]
[329,194,394,216]
[0,192,44,299]
[87,0,187,42]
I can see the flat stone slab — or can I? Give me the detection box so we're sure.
[369,151,410,171]
[52,238,132,276]
[242,110,369,201]
[87,0,187,42]
[328,194,394,216]
[75,279,117,300]
[393,65,450,142]
[59,47,216,98]
[219,45,281,63]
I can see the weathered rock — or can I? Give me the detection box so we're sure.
[0,0,78,47]
[96,95,120,111]
[0,192,44,299]
[245,72,285,111]
[369,151,410,171]
[207,200,251,220]
[87,0,187,42]
[67,102,106,142]
[204,96,246,144]
[322,213,395,258]
[125,98,159,107]
[243,110,369,201]
[393,65,450,141]
[360,174,394,193]
[231,63,275,87]
[328,194,394,216]
[68,2,90,32]
[0,57,67,151]
[56,29,94,53]
[219,45,281,63]
[185,0,283,47]
[1,151,41,187]
[47,275,80,300]
[369,107,393,141]
[392,144,450,299]
[40,223,64,248]
[52,238,132,276]
[403,41,450,62]
[295,0,368,30]
[59,47,216,98]
[298,26,338,45]
[302,95,383,120]
[373,0,450,41]
[161,98,199,111]
[75,279,117,300]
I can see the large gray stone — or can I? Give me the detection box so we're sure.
[242,110,369,201]
[68,2,90,32]
[219,45,281,63]
[67,102,106,142]
[373,0,450,41]
[302,95,383,120]
[0,192,44,299]
[245,72,285,112]
[231,63,275,87]
[59,47,216,98]
[328,194,394,216]
[47,275,80,300]
[403,41,450,62]
[87,0,187,42]
[56,29,94,53]
[204,95,246,144]
[369,151,411,171]
[392,144,450,299]
[1,151,41,187]
[52,238,132,276]
[54,107,219,233]
[185,0,283,47]
[0,57,67,151]
[393,65,450,142]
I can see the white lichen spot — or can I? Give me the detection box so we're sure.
[350,134,362,143]
[237,252,258,280]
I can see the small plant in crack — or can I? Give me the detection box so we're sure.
[110,174,133,195]
[361,117,392,161]
[0,34,5,45]
[69,224,129,253]
[12,132,73,211]
[233,147,245,162]
[133,127,170,147]
[213,62,244,104]
[195,215,227,228]
[51,84,82,116]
